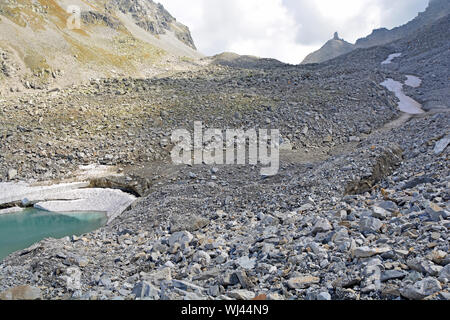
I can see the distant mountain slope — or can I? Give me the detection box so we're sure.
[209,52,287,69]
[301,0,450,65]
[313,14,449,111]
[301,32,355,65]
[0,0,202,93]
[355,0,449,48]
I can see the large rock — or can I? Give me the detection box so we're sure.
[434,135,450,155]
[168,231,193,247]
[236,256,256,270]
[407,258,443,276]
[438,264,450,283]
[63,267,82,291]
[227,289,255,300]
[401,277,442,300]
[376,201,398,213]
[345,144,403,195]
[352,246,391,258]
[316,292,332,300]
[359,216,383,234]
[425,203,449,222]
[141,267,172,286]
[132,281,160,300]
[371,206,390,219]
[311,218,333,235]
[89,176,149,197]
[380,270,408,282]
[170,215,210,232]
[287,275,320,289]
[7,169,17,180]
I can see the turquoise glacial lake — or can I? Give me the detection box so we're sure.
[0,208,107,261]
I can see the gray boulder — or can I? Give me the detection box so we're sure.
[401,277,442,300]
[132,281,160,300]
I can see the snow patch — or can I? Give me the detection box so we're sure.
[381,53,402,65]
[380,78,424,114]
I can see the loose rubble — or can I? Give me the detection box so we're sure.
[0,11,449,301]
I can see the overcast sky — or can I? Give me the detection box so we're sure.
[157,0,430,64]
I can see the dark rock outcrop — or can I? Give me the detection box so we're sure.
[345,144,404,195]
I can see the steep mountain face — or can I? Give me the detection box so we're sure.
[301,32,355,65]
[301,0,450,64]
[0,0,201,93]
[109,0,196,49]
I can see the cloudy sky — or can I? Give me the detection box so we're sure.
[157,0,430,64]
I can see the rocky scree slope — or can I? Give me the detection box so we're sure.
[0,1,449,301]
[0,62,401,183]
[0,31,449,299]
[0,96,448,300]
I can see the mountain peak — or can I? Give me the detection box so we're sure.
[301,34,354,64]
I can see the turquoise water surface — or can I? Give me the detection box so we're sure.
[0,208,107,261]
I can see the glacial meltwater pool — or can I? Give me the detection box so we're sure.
[0,209,107,261]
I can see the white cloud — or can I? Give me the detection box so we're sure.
[157,0,429,64]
